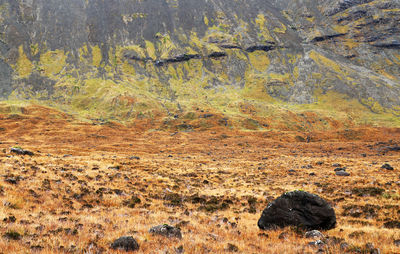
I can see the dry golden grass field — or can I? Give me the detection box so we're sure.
[0,106,399,253]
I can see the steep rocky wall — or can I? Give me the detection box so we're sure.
[0,0,399,126]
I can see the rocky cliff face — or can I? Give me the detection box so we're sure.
[0,0,399,128]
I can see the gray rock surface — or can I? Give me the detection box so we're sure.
[0,0,398,120]
[149,224,182,239]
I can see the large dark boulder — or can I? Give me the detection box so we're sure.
[258,191,336,230]
[110,236,139,252]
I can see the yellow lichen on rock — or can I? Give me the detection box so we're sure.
[92,45,102,67]
[255,14,274,42]
[39,50,67,78]
[145,40,157,60]
[16,45,33,78]
[248,51,270,72]
[309,50,346,75]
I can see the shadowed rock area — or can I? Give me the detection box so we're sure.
[258,191,337,230]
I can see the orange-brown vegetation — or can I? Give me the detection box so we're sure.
[0,105,399,253]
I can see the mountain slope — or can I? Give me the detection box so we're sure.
[0,0,399,129]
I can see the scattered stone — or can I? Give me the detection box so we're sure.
[110,236,139,252]
[394,240,400,247]
[305,230,324,240]
[308,240,325,248]
[258,191,336,230]
[10,147,34,156]
[381,163,394,170]
[175,245,184,254]
[226,243,239,252]
[332,163,341,167]
[334,167,346,171]
[129,156,140,160]
[149,224,182,239]
[336,171,350,176]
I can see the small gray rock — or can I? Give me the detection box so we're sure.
[226,243,239,252]
[10,147,34,156]
[149,224,182,239]
[394,239,400,246]
[110,236,139,252]
[381,163,394,170]
[336,171,350,176]
[308,240,325,248]
[305,230,324,240]
[175,245,184,254]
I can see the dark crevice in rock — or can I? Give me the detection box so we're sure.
[310,33,347,43]
[208,52,227,58]
[219,44,242,49]
[123,43,281,67]
[245,45,275,53]
[371,41,400,49]
[123,54,152,62]
[155,54,201,66]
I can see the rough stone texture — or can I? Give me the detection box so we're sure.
[0,0,399,121]
[305,230,325,240]
[110,236,139,252]
[149,224,182,239]
[258,191,336,230]
[381,163,394,170]
[336,170,350,176]
[10,147,34,156]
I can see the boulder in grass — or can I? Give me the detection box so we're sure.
[110,236,139,252]
[258,191,336,230]
[336,170,350,176]
[381,163,394,170]
[305,230,325,240]
[149,224,182,239]
[10,147,34,156]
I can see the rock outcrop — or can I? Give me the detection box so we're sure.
[0,0,398,126]
[258,191,336,230]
